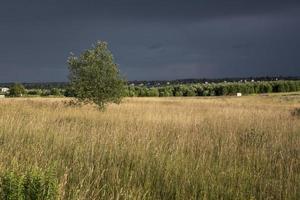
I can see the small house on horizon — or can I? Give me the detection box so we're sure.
[0,87,9,93]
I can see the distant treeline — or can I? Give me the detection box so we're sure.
[1,80,300,97]
[124,80,300,97]
[0,82,68,90]
[1,76,300,89]
[127,76,300,87]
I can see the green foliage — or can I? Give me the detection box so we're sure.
[9,83,26,97]
[158,87,173,97]
[68,41,125,109]
[135,87,147,97]
[147,88,159,97]
[23,169,58,200]
[272,81,299,93]
[173,85,184,96]
[0,169,58,200]
[41,90,51,97]
[0,172,23,200]
[123,80,300,97]
[50,88,61,96]
[124,86,136,97]
[64,87,76,97]
[258,82,272,93]
[27,89,42,96]
[215,84,228,96]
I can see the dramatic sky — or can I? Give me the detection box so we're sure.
[0,0,299,82]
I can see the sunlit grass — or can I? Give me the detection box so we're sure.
[0,95,299,199]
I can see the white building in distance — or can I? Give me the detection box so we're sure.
[0,87,9,93]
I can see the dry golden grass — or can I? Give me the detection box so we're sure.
[0,95,299,199]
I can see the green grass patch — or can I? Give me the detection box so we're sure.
[0,168,58,200]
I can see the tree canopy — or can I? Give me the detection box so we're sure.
[9,83,26,97]
[67,41,125,109]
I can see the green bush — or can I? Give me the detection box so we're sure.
[27,89,43,96]
[135,87,147,97]
[147,88,159,97]
[0,169,58,200]
[278,82,288,92]
[50,88,61,96]
[215,84,228,96]
[41,90,51,97]
[64,87,76,97]
[183,86,196,96]
[0,172,23,200]
[9,83,26,97]
[158,87,173,97]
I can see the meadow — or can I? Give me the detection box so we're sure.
[0,94,299,199]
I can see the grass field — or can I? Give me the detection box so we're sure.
[0,94,299,199]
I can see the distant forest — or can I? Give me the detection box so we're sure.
[1,76,300,89]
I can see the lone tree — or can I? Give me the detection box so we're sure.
[9,83,26,97]
[67,41,125,109]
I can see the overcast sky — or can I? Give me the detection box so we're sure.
[0,0,299,82]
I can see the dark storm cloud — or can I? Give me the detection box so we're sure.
[1,0,299,24]
[0,0,300,82]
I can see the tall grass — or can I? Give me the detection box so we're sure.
[0,96,299,199]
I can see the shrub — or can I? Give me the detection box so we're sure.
[27,89,42,96]
[215,84,228,96]
[0,172,23,199]
[174,90,183,96]
[50,88,61,96]
[172,85,183,97]
[9,83,26,97]
[194,85,204,96]
[23,169,58,200]
[258,83,272,93]
[287,81,297,92]
[158,87,173,97]
[0,168,58,200]
[147,88,159,97]
[125,86,136,97]
[41,90,51,97]
[135,87,147,97]
[64,87,76,97]
[183,86,196,96]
